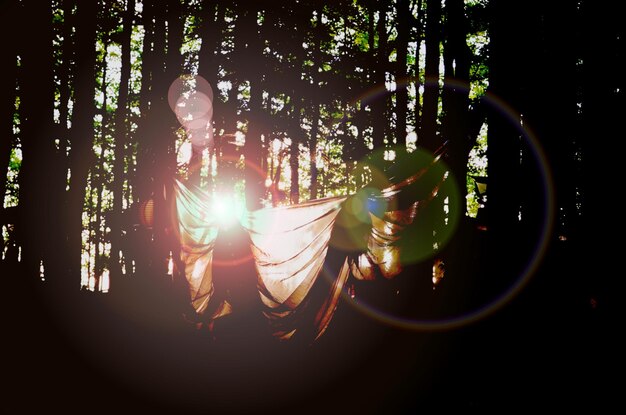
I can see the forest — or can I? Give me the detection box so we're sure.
[2,0,621,412]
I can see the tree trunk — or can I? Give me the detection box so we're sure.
[487,0,523,277]
[413,0,424,135]
[442,0,471,215]
[579,0,622,306]
[419,0,441,151]
[0,0,19,209]
[395,0,410,151]
[289,105,301,205]
[371,2,388,155]
[242,5,265,210]
[93,47,110,288]
[541,1,578,239]
[17,0,56,283]
[111,0,135,284]
[66,0,98,287]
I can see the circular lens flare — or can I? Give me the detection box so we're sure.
[169,75,215,147]
[330,80,554,332]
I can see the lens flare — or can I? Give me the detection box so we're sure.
[331,80,554,331]
[168,75,215,147]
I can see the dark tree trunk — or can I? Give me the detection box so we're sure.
[487,0,524,289]
[442,0,472,215]
[93,46,110,288]
[0,0,19,210]
[580,0,623,308]
[538,1,579,240]
[371,2,388,155]
[58,0,75,163]
[17,0,56,282]
[111,0,135,284]
[198,0,226,172]
[135,0,156,204]
[395,0,410,151]
[419,0,441,151]
[289,104,301,205]
[309,104,320,200]
[412,0,423,134]
[242,4,265,210]
[66,0,98,287]
[150,0,185,277]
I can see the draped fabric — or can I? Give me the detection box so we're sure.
[173,153,444,341]
[241,196,346,340]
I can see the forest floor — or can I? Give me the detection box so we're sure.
[3,232,615,413]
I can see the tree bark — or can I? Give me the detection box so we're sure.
[242,4,265,210]
[371,1,388,155]
[111,0,135,283]
[0,0,19,210]
[395,0,410,151]
[17,0,56,282]
[419,0,441,151]
[442,0,471,215]
[66,0,98,287]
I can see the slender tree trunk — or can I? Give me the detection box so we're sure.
[150,0,185,277]
[413,0,423,134]
[309,105,320,200]
[135,0,155,204]
[111,0,135,284]
[487,0,523,283]
[442,0,471,215]
[66,0,98,287]
[93,49,110,288]
[243,5,265,210]
[395,0,410,151]
[371,2,388,155]
[289,104,301,205]
[419,0,441,151]
[17,0,56,282]
[308,10,322,200]
[198,0,225,141]
[0,0,19,208]
[580,0,622,306]
[59,0,75,162]
[541,1,578,239]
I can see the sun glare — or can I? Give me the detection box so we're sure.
[211,192,245,228]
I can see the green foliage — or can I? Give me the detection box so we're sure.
[466,123,488,217]
[3,147,21,208]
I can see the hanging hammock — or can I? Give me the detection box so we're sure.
[174,149,446,342]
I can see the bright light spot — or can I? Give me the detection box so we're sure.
[272,138,283,153]
[178,141,192,165]
[265,177,273,187]
[406,131,417,152]
[235,131,245,146]
[39,260,45,281]
[211,193,245,229]
[100,269,110,293]
[382,248,394,264]
[167,251,174,275]
[192,257,207,280]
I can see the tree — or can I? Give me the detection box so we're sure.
[441,0,472,214]
[16,0,56,282]
[65,0,98,286]
[111,0,135,282]
[395,0,410,151]
[419,0,442,150]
